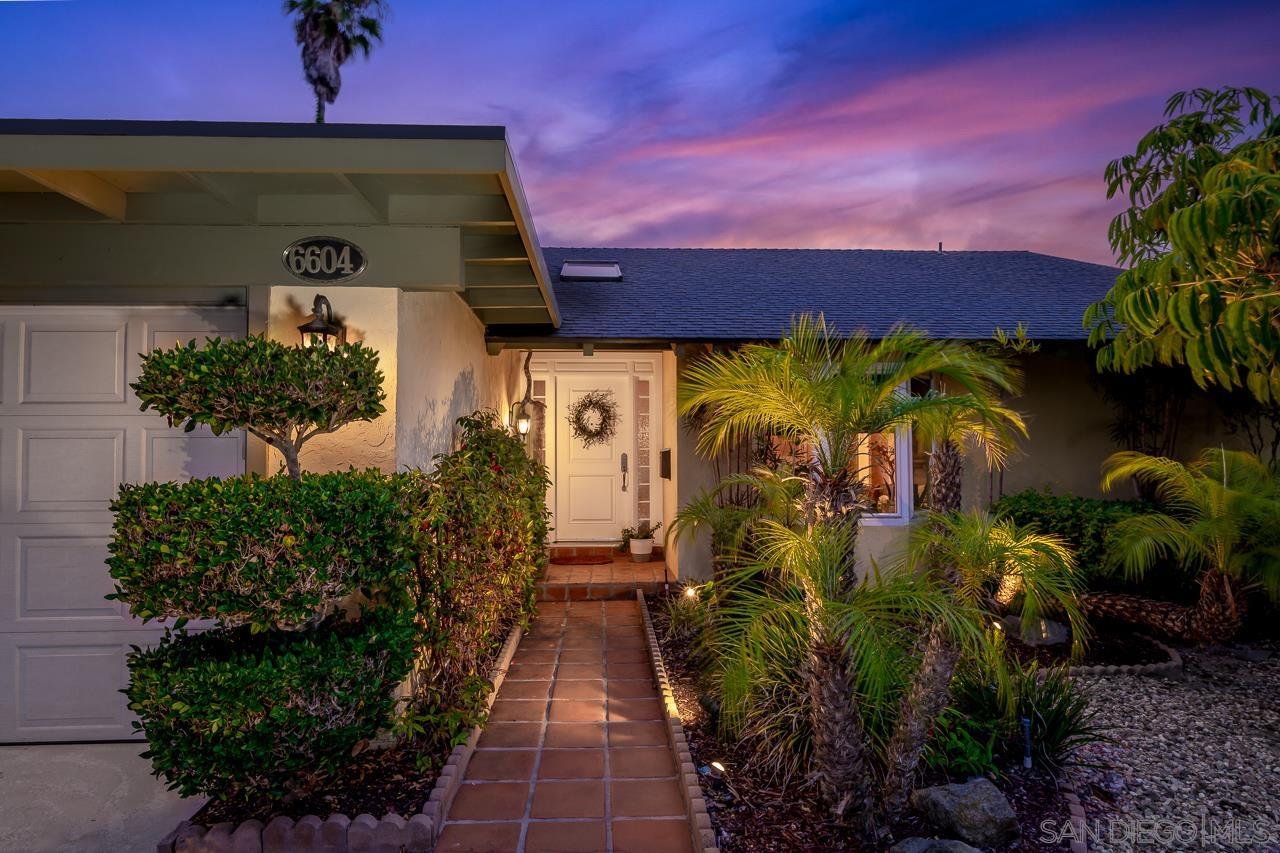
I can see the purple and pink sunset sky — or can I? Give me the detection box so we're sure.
[2,0,1277,264]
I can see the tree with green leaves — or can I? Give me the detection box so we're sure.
[283,0,389,123]
[1090,447,1280,642]
[133,335,386,479]
[1085,87,1280,402]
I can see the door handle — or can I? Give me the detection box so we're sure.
[621,452,628,492]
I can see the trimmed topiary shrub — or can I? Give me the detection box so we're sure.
[992,488,1151,576]
[108,471,416,630]
[125,607,417,799]
[132,335,386,479]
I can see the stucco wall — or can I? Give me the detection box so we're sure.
[395,290,522,471]
[966,344,1255,504]
[266,286,399,474]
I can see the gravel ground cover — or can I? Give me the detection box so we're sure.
[1072,644,1280,852]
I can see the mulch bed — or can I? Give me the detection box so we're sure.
[1006,627,1168,668]
[194,741,445,826]
[650,591,1077,852]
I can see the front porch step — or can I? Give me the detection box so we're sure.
[537,560,669,602]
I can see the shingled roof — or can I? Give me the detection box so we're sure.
[507,247,1119,342]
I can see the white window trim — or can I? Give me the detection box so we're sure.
[859,422,914,526]
[860,379,915,526]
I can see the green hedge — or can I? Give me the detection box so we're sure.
[118,411,550,801]
[108,471,416,630]
[405,413,551,756]
[992,488,1151,575]
[126,607,417,799]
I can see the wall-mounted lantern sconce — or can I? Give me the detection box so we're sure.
[297,294,345,347]
[512,401,532,437]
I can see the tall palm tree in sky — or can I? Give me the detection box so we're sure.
[283,0,389,123]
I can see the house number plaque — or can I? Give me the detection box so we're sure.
[282,236,367,283]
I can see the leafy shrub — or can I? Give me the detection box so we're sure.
[133,335,386,479]
[126,607,417,799]
[119,412,550,801]
[403,412,550,759]
[924,706,1001,779]
[108,471,416,630]
[993,488,1151,577]
[943,645,1105,775]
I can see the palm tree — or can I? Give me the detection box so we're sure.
[878,394,1030,820]
[680,314,1023,587]
[678,315,1024,827]
[705,517,985,837]
[283,0,389,123]
[1088,447,1280,642]
[879,510,1086,815]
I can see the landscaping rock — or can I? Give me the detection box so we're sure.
[911,778,1021,848]
[1073,644,1280,852]
[890,837,982,853]
[1001,614,1069,646]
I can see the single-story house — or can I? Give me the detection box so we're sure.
[0,119,1228,744]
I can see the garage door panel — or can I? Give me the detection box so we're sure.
[19,427,125,513]
[0,305,246,743]
[144,426,245,483]
[19,319,127,405]
[144,320,244,355]
[0,630,158,741]
[0,525,136,633]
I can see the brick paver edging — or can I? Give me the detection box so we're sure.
[636,590,719,853]
[1061,775,1089,853]
[1067,634,1182,679]
[422,623,526,841]
[155,623,525,853]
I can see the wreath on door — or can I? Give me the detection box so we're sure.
[568,389,619,448]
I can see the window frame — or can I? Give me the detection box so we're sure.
[860,379,915,526]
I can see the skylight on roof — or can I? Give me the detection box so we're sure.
[560,260,622,281]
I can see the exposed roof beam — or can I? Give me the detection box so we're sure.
[463,233,528,262]
[182,172,256,223]
[18,169,126,220]
[334,172,385,224]
[466,263,537,287]
[465,287,547,308]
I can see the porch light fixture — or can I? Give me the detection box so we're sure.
[511,350,535,442]
[297,294,344,347]
[513,401,532,437]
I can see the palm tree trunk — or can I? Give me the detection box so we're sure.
[1083,571,1247,644]
[880,437,966,819]
[928,438,964,514]
[1081,591,1194,639]
[803,466,863,590]
[803,598,878,836]
[880,621,961,816]
[1189,569,1246,643]
[315,93,326,124]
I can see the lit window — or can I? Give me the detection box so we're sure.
[559,260,622,281]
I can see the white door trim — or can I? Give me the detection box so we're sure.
[531,351,663,544]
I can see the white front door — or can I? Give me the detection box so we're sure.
[554,373,635,541]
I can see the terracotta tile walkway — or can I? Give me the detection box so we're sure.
[537,556,668,602]
[436,600,695,853]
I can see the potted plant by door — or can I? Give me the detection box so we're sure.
[619,521,662,563]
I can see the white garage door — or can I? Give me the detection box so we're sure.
[0,305,246,743]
